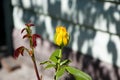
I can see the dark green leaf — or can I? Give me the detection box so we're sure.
[66,66,92,80]
[56,67,66,80]
[40,61,50,65]
[49,49,61,63]
[55,56,61,60]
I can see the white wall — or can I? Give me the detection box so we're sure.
[12,0,120,67]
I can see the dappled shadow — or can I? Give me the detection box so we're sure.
[62,47,120,80]
[107,36,117,65]
[12,0,120,80]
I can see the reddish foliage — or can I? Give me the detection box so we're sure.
[25,22,34,27]
[14,46,25,59]
[32,34,41,47]
[21,28,26,33]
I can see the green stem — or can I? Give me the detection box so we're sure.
[54,48,62,80]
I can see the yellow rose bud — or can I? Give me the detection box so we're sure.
[54,26,69,47]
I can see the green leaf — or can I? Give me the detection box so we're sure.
[56,67,66,80]
[40,61,50,65]
[45,64,55,69]
[49,49,61,63]
[66,66,92,80]
[60,60,71,66]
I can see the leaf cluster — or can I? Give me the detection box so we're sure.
[40,49,92,80]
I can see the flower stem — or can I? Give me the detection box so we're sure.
[32,55,41,80]
[54,48,62,80]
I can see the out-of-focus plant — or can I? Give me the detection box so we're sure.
[40,26,92,80]
[14,22,42,80]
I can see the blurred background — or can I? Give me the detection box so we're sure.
[0,0,120,80]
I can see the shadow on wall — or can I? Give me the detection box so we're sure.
[107,36,117,66]
[12,0,120,80]
[15,0,120,65]
[62,47,120,80]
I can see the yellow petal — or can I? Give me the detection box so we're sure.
[63,37,67,45]
[56,33,62,46]
[55,26,69,47]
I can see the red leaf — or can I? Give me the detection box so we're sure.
[23,34,31,39]
[25,21,34,27]
[14,46,25,59]
[32,34,41,47]
[25,23,34,27]
[21,28,26,34]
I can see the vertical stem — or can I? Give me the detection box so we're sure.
[54,48,62,80]
[26,24,42,80]
[32,55,41,80]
